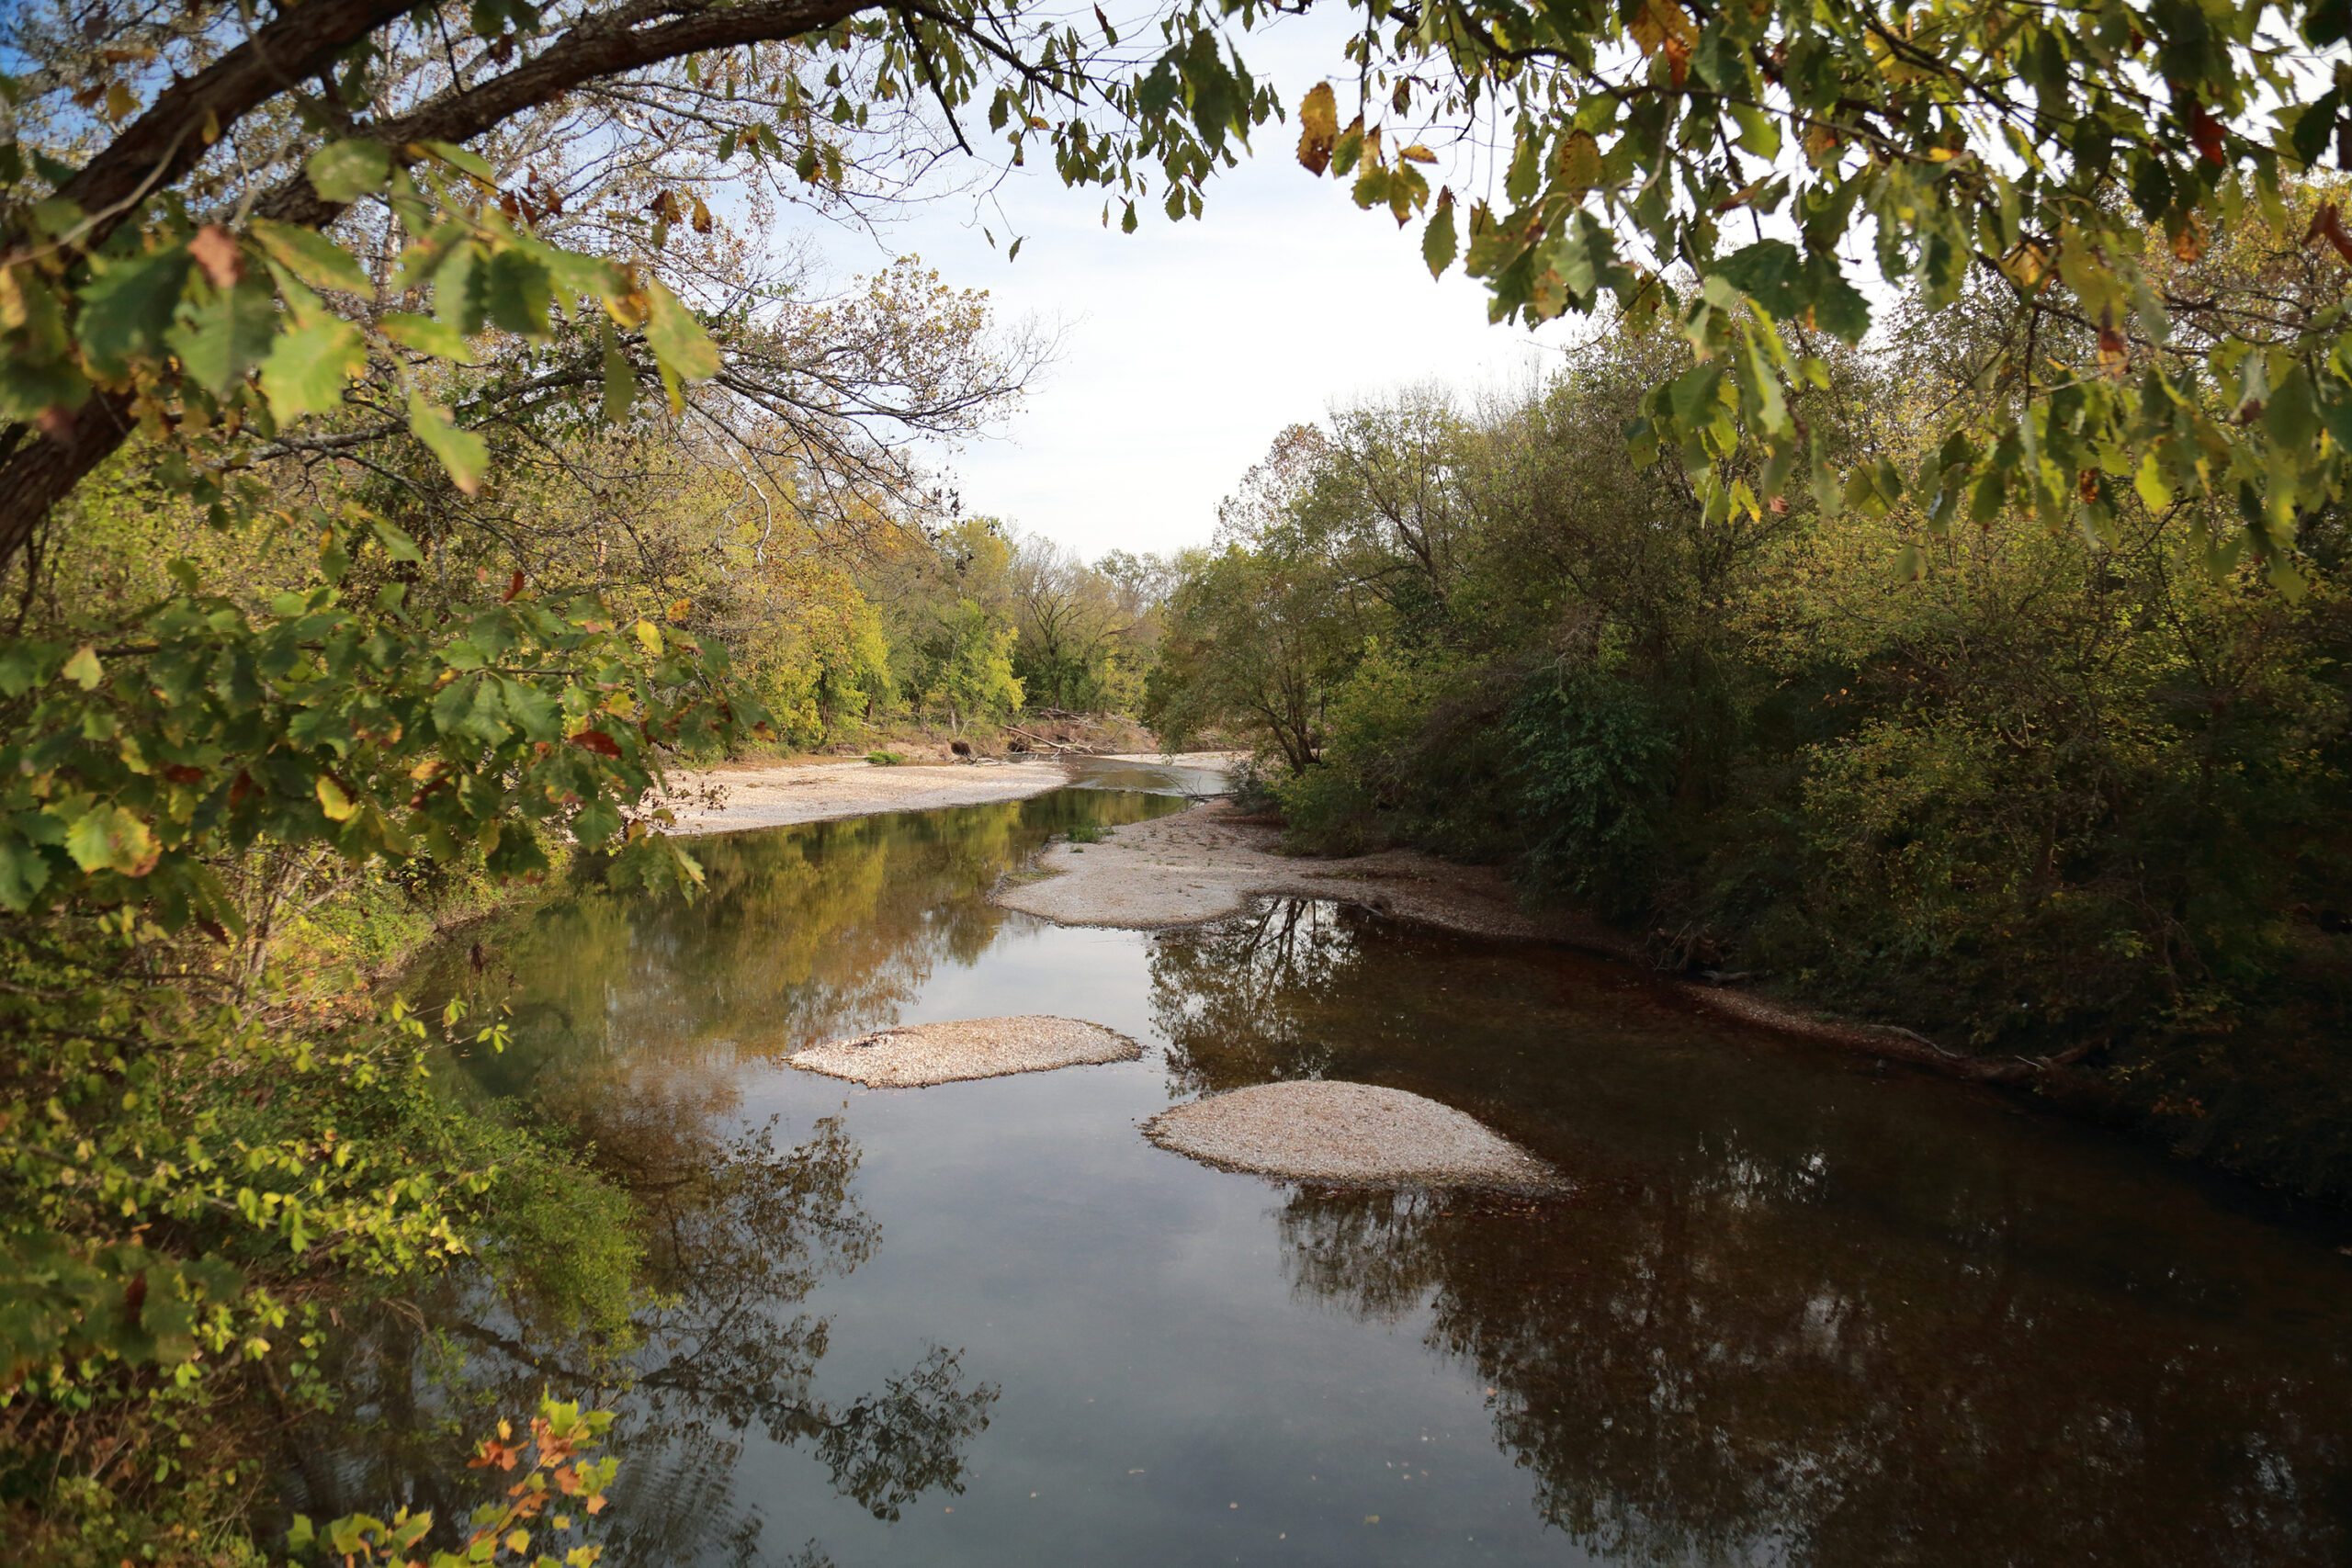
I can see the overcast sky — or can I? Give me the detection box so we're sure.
[818,16,1557,563]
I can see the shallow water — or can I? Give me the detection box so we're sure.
[309,772,2352,1567]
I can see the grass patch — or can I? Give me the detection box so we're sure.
[1065,821,1110,844]
[866,750,907,766]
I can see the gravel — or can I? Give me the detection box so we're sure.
[1144,1080,1565,1190]
[989,800,1589,939]
[786,1015,1140,1088]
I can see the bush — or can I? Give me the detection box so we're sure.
[1509,667,1678,915]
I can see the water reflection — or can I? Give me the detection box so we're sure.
[312,796,2352,1568]
[1159,900,2352,1566]
[288,1086,997,1563]
[294,797,1200,1562]
[410,790,1185,1093]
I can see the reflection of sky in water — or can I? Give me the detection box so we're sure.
[353,789,2352,1568]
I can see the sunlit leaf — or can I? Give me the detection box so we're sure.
[408,389,489,495]
[250,220,372,296]
[260,320,366,421]
[307,140,391,203]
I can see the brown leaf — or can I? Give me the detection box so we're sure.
[2185,97,2226,166]
[571,728,623,758]
[503,568,526,602]
[469,1438,525,1472]
[1296,82,1338,176]
[2304,201,2352,265]
[2097,309,2129,375]
[189,224,243,289]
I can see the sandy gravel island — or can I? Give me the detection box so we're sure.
[990,797,1608,941]
[785,1015,1140,1088]
[1146,1081,1565,1190]
[655,757,1069,834]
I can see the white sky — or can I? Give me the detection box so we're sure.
[817,17,1555,562]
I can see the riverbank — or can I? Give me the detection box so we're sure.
[652,751,1243,835]
[991,800,2064,1085]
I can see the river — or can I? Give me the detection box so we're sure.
[296,762,2352,1566]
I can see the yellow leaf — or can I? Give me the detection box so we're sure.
[634,620,663,655]
[1399,143,1437,164]
[1296,82,1339,175]
[317,776,357,821]
[104,82,136,121]
[1559,130,1602,197]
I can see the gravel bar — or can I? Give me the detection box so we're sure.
[786,1016,1140,1088]
[1145,1080,1565,1191]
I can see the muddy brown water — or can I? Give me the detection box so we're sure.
[299,763,2352,1567]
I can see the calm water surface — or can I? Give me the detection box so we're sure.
[301,763,2352,1567]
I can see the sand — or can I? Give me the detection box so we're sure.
[1145,1081,1564,1190]
[990,798,1605,941]
[785,1016,1140,1088]
[654,757,1069,835]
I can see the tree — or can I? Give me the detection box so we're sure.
[1294,0,2352,584]
[1008,533,1159,712]
[0,0,1277,561]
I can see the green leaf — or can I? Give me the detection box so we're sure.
[379,311,479,365]
[166,280,278,395]
[64,804,158,875]
[0,356,88,421]
[420,140,495,185]
[1421,194,1458,279]
[371,520,426,564]
[1728,102,1781,162]
[542,247,626,310]
[483,248,554,338]
[408,389,489,495]
[62,645,102,688]
[76,246,190,375]
[260,320,366,422]
[0,838,52,911]
[641,280,719,382]
[1800,254,1871,343]
[2264,366,2320,449]
[248,220,371,296]
[599,319,635,424]
[1712,241,1804,320]
[307,140,391,204]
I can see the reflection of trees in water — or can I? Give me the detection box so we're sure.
[1156,901,2352,1565]
[1274,1153,2350,1565]
[413,792,1176,1099]
[290,1075,996,1566]
[1150,899,1360,1091]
